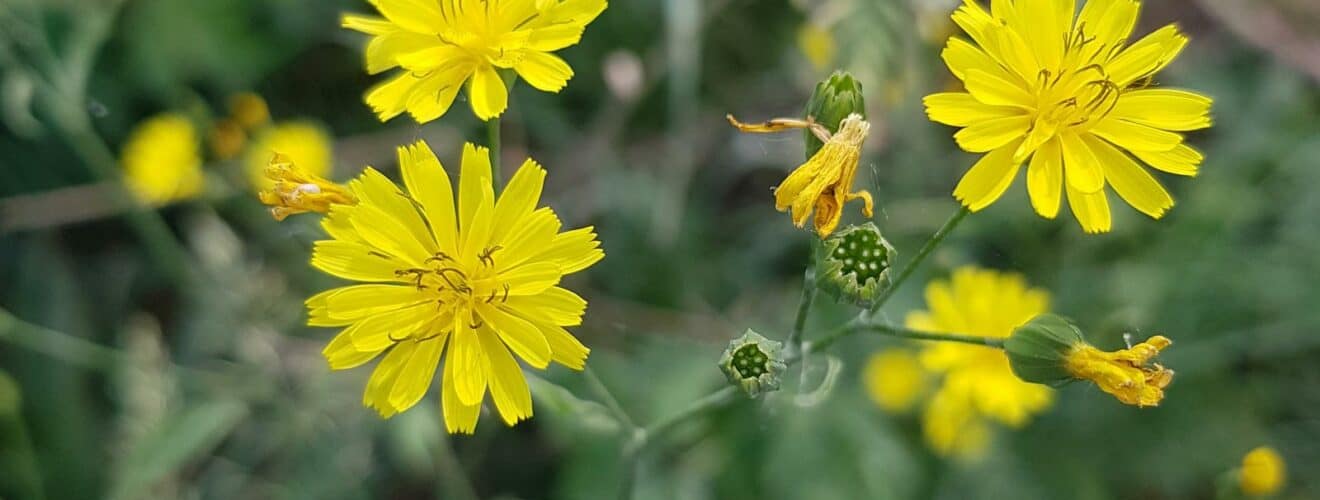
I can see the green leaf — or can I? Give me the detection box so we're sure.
[108,399,248,500]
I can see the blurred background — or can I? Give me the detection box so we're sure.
[1,0,1318,498]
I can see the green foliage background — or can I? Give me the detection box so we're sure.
[1,0,1318,499]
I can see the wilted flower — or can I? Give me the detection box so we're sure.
[120,113,204,204]
[258,153,355,220]
[308,140,603,433]
[1006,314,1175,407]
[925,0,1213,233]
[343,0,607,123]
[246,121,333,191]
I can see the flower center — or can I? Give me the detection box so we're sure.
[393,246,510,329]
[1029,25,1123,132]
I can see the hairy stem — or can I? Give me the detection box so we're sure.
[868,206,971,312]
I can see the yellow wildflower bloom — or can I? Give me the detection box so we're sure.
[906,267,1054,456]
[343,0,608,123]
[246,121,334,190]
[925,0,1213,233]
[863,349,928,413]
[209,119,246,161]
[1063,334,1173,407]
[120,113,204,204]
[309,140,604,433]
[1240,446,1286,497]
[727,113,874,238]
[923,377,991,459]
[258,153,356,220]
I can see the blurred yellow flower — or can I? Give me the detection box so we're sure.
[907,266,1054,457]
[258,153,356,220]
[120,113,204,204]
[308,140,604,433]
[228,92,270,130]
[209,119,246,160]
[925,0,1212,233]
[797,24,836,71]
[343,0,608,123]
[246,122,333,190]
[1064,334,1173,407]
[863,349,928,412]
[1240,446,1286,497]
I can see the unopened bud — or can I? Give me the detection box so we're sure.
[803,71,866,157]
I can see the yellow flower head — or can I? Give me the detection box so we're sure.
[120,113,204,204]
[863,349,928,413]
[1239,446,1286,497]
[246,121,334,190]
[258,153,356,220]
[925,0,1213,233]
[906,266,1055,456]
[727,113,874,238]
[344,0,608,123]
[1063,334,1173,407]
[308,140,604,433]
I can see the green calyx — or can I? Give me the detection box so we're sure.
[1004,313,1087,386]
[719,330,787,398]
[803,71,866,158]
[817,222,894,307]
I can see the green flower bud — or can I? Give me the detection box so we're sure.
[817,222,894,307]
[1004,313,1086,387]
[803,71,866,158]
[719,330,787,398]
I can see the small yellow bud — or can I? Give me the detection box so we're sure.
[229,92,270,130]
[209,119,246,160]
[1239,446,1286,497]
[1063,335,1174,407]
[257,153,355,220]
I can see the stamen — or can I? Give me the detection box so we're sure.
[394,268,431,290]
[478,245,502,267]
[435,267,472,293]
[425,252,454,264]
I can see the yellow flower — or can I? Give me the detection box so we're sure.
[308,140,604,433]
[1240,446,1286,497]
[120,113,204,204]
[863,349,928,413]
[906,266,1054,456]
[246,122,333,190]
[797,24,836,71]
[923,378,991,459]
[343,0,608,123]
[925,0,1213,233]
[258,153,356,220]
[1063,334,1173,407]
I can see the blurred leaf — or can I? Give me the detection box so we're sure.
[108,398,248,500]
[0,369,45,500]
[527,373,620,435]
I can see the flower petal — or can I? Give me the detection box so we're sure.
[1066,183,1112,234]
[323,284,429,321]
[940,37,998,81]
[363,343,415,418]
[503,287,588,326]
[476,329,533,426]
[492,158,547,242]
[469,64,509,120]
[1059,132,1105,193]
[311,240,408,283]
[515,51,574,92]
[1107,25,1187,87]
[1026,138,1063,219]
[1087,135,1173,219]
[1111,89,1213,131]
[953,140,1023,211]
[924,92,1021,127]
[964,69,1033,109]
[387,335,446,411]
[457,142,494,237]
[954,115,1031,153]
[1090,118,1184,152]
[480,304,552,368]
[370,0,444,34]
[323,328,386,370]
[399,140,459,253]
[534,226,603,275]
[365,73,420,121]
[442,350,482,434]
[1130,143,1202,177]
[347,302,434,351]
[448,320,488,406]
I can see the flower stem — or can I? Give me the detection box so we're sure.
[809,319,1003,353]
[868,206,970,312]
[487,116,502,191]
[585,365,636,430]
[785,267,816,356]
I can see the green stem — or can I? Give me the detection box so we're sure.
[785,268,816,355]
[487,116,502,191]
[810,320,1003,354]
[585,365,636,430]
[868,206,970,312]
[0,308,130,371]
[432,432,479,500]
